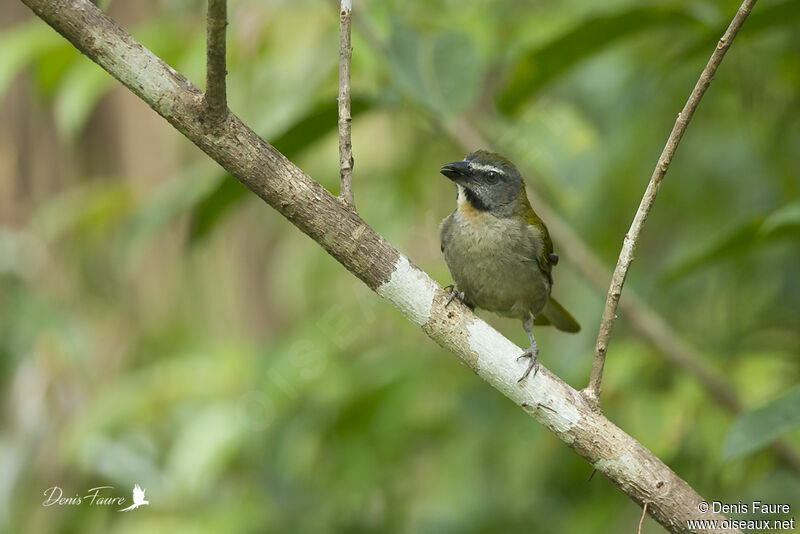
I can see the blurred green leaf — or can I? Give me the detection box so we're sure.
[166,404,244,494]
[760,201,800,237]
[679,0,800,62]
[32,181,134,242]
[188,177,249,243]
[124,164,221,258]
[53,59,116,138]
[273,97,371,160]
[742,0,800,32]
[663,203,800,283]
[78,434,162,491]
[65,352,248,458]
[387,22,481,114]
[0,228,44,279]
[662,217,763,283]
[497,6,701,114]
[0,21,68,100]
[34,42,80,95]
[429,32,481,113]
[387,22,427,106]
[188,96,372,242]
[723,385,800,458]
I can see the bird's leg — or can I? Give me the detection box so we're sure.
[443,284,466,308]
[517,312,539,382]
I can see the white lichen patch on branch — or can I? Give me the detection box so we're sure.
[594,450,642,481]
[376,255,436,326]
[466,319,523,384]
[466,319,582,436]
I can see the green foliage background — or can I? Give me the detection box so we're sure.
[0,0,798,532]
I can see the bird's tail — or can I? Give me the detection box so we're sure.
[535,297,580,333]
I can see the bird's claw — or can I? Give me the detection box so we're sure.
[517,348,539,382]
[444,284,465,308]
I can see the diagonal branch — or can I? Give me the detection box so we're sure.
[19,0,741,531]
[203,0,228,124]
[337,0,355,207]
[585,0,759,406]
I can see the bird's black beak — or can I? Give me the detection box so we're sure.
[440,160,471,183]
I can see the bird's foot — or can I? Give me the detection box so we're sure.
[516,344,539,382]
[443,284,466,308]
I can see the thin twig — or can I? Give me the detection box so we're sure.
[337,0,355,208]
[638,501,649,534]
[585,0,758,406]
[204,0,227,124]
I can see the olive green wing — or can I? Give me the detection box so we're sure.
[519,191,558,276]
[439,211,456,253]
[519,192,578,332]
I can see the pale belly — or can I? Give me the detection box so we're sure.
[442,213,551,319]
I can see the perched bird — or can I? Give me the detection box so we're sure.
[439,150,580,380]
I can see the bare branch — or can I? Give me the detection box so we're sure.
[203,0,227,124]
[19,0,746,530]
[337,0,355,207]
[585,0,759,405]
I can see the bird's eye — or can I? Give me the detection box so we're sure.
[486,171,499,183]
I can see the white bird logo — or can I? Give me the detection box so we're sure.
[119,484,149,512]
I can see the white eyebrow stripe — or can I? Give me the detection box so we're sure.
[469,162,505,174]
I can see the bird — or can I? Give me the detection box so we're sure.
[438,150,580,381]
[119,484,149,512]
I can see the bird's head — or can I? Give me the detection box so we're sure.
[440,150,524,216]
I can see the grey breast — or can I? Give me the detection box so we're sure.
[441,211,550,318]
